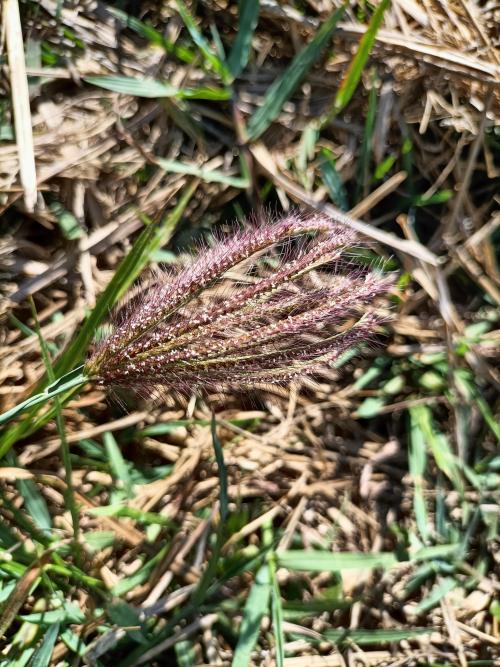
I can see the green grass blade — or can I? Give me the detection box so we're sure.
[319,148,349,211]
[83,531,116,552]
[0,581,16,604]
[454,369,500,441]
[47,215,165,376]
[412,544,459,561]
[277,551,398,572]
[175,0,230,82]
[0,491,50,547]
[0,384,80,455]
[179,86,231,100]
[296,124,318,180]
[354,395,386,418]
[161,98,205,146]
[103,432,133,499]
[206,546,271,600]
[9,313,34,337]
[16,479,52,534]
[84,75,182,97]
[270,569,284,666]
[189,416,228,609]
[212,414,228,522]
[0,367,86,428]
[49,201,83,240]
[88,504,170,526]
[323,627,430,646]
[28,299,81,555]
[412,189,454,207]
[231,565,271,667]
[44,562,103,589]
[227,0,260,78]
[355,70,377,202]
[108,8,195,63]
[122,552,265,667]
[111,545,168,597]
[415,576,457,614]
[85,75,230,100]
[174,639,197,667]
[263,523,283,667]
[28,621,60,667]
[331,0,390,116]
[156,157,250,188]
[20,603,85,625]
[412,405,464,494]
[59,628,88,658]
[115,180,196,302]
[246,3,347,141]
[374,153,397,181]
[409,406,431,543]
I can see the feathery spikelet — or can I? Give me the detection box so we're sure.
[85,213,391,396]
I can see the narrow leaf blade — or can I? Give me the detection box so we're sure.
[28,622,60,667]
[85,75,180,98]
[227,0,260,78]
[157,157,250,188]
[232,566,271,667]
[247,4,346,141]
[175,0,230,81]
[333,0,390,114]
[277,551,398,572]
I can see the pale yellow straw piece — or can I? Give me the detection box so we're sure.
[3,0,37,211]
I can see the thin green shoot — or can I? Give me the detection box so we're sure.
[28,298,81,563]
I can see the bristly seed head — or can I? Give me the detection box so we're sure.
[85,213,392,396]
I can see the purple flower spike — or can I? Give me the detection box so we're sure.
[85,213,391,396]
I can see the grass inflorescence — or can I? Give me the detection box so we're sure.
[86,214,390,396]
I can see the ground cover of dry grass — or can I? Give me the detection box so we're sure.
[0,0,499,665]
